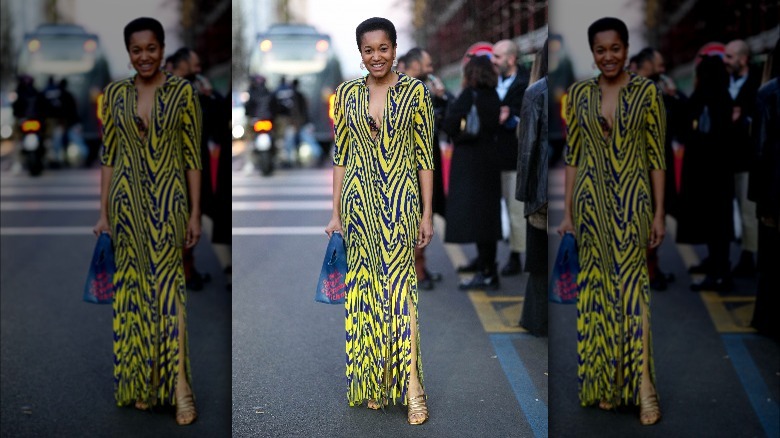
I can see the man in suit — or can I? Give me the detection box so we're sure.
[491,39,530,276]
[724,39,762,277]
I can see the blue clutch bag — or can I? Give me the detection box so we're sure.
[549,232,579,304]
[84,232,116,304]
[315,232,347,304]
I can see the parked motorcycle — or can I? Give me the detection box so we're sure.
[250,118,275,177]
[19,118,44,176]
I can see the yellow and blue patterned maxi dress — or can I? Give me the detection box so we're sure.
[332,72,434,406]
[564,73,666,407]
[100,73,202,407]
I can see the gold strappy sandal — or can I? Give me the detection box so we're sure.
[175,392,198,426]
[134,400,149,411]
[407,394,428,425]
[639,392,661,425]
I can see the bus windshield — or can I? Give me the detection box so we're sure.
[19,35,98,77]
[248,25,343,145]
[255,37,329,77]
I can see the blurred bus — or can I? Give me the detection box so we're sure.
[16,24,111,148]
[248,23,343,150]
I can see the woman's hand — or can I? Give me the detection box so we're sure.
[417,215,434,248]
[325,216,342,238]
[557,215,575,237]
[649,215,665,249]
[93,215,111,237]
[185,214,202,249]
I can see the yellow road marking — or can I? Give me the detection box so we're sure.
[700,292,756,333]
[469,291,525,333]
[433,216,525,333]
[669,217,756,333]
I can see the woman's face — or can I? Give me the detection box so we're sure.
[359,30,396,81]
[127,30,164,80]
[591,30,628,79]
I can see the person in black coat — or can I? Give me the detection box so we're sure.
[516,40,548,336]
[748,38,780,339]
[677,56,736,292]
[443,55,502,290]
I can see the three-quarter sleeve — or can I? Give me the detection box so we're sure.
[99,84,116,167]
[414,84,434,170]
[332,83,350,166]
[645,84,667,170]
[563,84,581,166]
[181,83,203,171]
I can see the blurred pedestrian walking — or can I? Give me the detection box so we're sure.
[558,17,666,425]
[516,39,548,336]
[443,55,502,290]
[58,78,89,167]
[92,17,201,425]
[324,17,433,425]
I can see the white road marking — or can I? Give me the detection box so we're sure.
[232,227,325,235]
[232,200,331,211]
[0,227,92,235]
[0,201,99,210]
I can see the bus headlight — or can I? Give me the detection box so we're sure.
[232,125,244,139]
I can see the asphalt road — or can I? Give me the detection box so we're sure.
[0,165,232,437]
[547,165,779,438]
[231,162,548,438]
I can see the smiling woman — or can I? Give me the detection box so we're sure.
[324,16,434,426]
[558,16,666,426]
[92,16,203,426]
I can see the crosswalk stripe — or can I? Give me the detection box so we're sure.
[1,187,100,196]
[232,227,324,235]
[231,186,331,196]
[232,200,331,211]
[1,201,99,210]
[0,226,92,235]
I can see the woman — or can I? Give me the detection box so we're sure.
[516,39,549,336]
[324,17,434,425]
[442,55,502,290]
[558,17,666,425]
[92,17,202,426]
[676,56,736,292]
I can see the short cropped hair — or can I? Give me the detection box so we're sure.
[587,17,628,51]
[124,17,165,51]
[167,49,189,70]
[404,47,426,65]
[633,47,656,69]
[355,17,397,50]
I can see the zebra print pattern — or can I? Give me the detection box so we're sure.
[333,73,434,406]
[564,73,666,407]
[101,73,202,407]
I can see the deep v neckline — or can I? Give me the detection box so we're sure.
[133,73,166,142]
[596,74,630,141]
[365,73,399,142]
